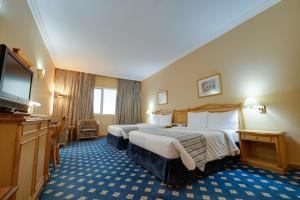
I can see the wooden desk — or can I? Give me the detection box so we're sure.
[0,186,17,200]
[238,130,289,174]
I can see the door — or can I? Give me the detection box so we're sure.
[34,130,47,194]
[16,136,37,200]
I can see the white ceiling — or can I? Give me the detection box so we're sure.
[27,0,279,81]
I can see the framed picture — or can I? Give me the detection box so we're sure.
[157,90,168,105]
[198,73,222,98]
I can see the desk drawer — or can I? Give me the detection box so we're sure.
[22,123,39,135]
[242,133,274,143]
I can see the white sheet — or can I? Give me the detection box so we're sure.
[129,127,240,170]
[108,123,162,139]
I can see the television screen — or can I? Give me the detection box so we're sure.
[1,51,33,103]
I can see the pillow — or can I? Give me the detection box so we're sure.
[207,110,239,130]
[187,112,208,130]
[159,114,172,126]
[150,114,160,125]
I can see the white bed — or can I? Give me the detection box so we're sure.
[108,123,163,139]
[107,112,173,149]
[108,111,173,139]
[128,104,243,170]
[129,127,240,170]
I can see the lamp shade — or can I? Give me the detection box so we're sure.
[244,97,260,107]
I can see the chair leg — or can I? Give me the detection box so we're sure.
[56,145,60,163]
[53,147,57,170]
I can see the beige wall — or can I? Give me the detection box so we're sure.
[141,0,300,165]
[0,0,55,115]
[94,76,118,135]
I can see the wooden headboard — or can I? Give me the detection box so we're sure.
[173,104,243,128]
[152,110,173,115]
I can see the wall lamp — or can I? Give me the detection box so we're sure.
[55,92,65,99]
[244,97,266,113]
[37,68,45,80]
[28,101,41,115]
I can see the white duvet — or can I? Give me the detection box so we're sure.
[129,127,240,171]
[108,123,163,139]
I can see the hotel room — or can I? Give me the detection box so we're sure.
[0,0,299,199]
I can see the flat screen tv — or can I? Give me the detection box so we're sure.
[0,44,34,112]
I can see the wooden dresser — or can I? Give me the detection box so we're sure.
[0,114,51,200]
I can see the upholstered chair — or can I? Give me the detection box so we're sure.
[77,119,100,140]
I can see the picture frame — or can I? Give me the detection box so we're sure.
[197,73,222,98]
[157,90,168,105]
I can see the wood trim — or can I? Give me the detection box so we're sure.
[173,109,188,125]
[19,135,38,145]
[12,48,33,69]
[289,162,300,171]
[152,109,173,115]
[237,129,285,135]
[187,103,241,112]
[11,125,23,187]
[0,186,18,200]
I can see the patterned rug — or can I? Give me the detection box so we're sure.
[40,137,300,200]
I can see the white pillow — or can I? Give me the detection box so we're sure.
[207,110,239,130]
[150,114,160,125]
[159,114,172,126]
[187,112,208,130]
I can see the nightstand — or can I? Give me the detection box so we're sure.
[237,130,289,174]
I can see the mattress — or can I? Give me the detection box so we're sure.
[108,123,162,139]
[129,127,240,170]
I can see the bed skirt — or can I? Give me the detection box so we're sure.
[127,142,239,186]
[107,133,129,150]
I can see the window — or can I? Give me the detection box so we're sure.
[93,88,117,114]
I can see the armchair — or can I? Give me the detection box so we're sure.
[77,119,99,140]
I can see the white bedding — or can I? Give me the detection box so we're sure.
[129,127,240,170]
[108,123,162,139]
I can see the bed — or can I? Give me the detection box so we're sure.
[127,104,243,185]
[107,110,173,150]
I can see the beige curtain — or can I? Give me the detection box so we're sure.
[52,68,96,127]
[115,79,141,124]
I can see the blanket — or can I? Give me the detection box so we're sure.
[139,129,207,171]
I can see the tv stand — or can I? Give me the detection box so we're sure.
[0,114,51,199]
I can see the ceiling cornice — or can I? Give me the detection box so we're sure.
[27,0,280,80]
[27,0,56,60]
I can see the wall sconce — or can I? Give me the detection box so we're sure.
[244,97,266,113]
[37,68,45,80]
[55,92,65,99]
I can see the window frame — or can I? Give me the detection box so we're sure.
[93,87,117,116]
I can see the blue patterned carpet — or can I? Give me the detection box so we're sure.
[40,137,300,200]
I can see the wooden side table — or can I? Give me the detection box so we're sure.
[237,130,289,174]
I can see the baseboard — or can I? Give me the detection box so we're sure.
[289,162,300,170]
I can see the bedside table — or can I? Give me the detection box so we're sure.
[237,130,289,174]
